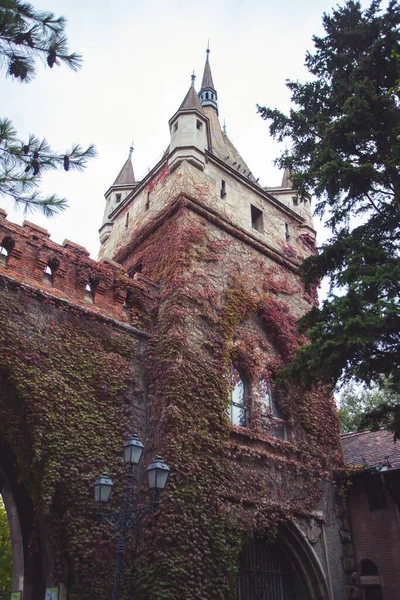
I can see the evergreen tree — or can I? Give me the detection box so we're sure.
[0,0,95,216]
[258,1,400,434]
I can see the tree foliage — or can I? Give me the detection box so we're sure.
[337,381,400,435]
[0,498,12,596]
[0,0,96,215]
[258,1,400,434]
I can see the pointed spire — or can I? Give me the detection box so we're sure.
[281,166,293,188]
[113,145,135,185]
[199,44,218,113]
[178,74,203,112]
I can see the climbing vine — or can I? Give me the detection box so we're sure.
[0,285,146,599]
[0,191,342,599]
[120,205,341,599]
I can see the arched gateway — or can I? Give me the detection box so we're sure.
[237,526,330,600]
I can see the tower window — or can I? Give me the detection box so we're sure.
[196,120,203,130]
[145,191,150,211]
[230,366,248,428]
[206,92,209,99]
[173,121,178,132]
[259,380,287,440]
[125,212,129,227]
[116,193,122,203]
[285,223,291,241]
[292,196,298,206]
[251,205,264,233]
[220,180,226,199]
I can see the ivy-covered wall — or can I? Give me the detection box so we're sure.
[116,199,342,600]
[0,191,344,599]
[0,277,151,599]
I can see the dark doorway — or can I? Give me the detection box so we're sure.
[237,538,303,600]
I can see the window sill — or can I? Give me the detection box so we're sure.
[230,424,295,452]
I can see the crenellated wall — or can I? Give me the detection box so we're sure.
[0,209,159,331]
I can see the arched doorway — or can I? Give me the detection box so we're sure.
[238,538,302,599]
[237,525,329,600]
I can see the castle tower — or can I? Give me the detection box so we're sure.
[0,51,347,600]
[96,52,344,600]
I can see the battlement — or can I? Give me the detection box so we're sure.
[0,210,159,331]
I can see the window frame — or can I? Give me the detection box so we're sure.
[259,379,288,441]
[229,366,249,428]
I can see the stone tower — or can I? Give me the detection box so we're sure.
[0,51,350,600]
[97,50,345,600]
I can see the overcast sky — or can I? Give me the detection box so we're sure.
[1,0,371,258]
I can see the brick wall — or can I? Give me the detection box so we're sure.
[0,209,159,331]
[348,472,400,600]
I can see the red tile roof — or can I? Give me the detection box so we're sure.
[341,429,400,470]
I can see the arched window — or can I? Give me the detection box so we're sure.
[238,538,302,599]
[230,366,248,428]
[0,236,15,265]
[259,380,287,440]
[43,257,59,285]
[360,560,383,600]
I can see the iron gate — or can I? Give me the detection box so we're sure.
[237,539,303,600]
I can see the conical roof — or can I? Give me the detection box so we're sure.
[281,167,293,188]
[179,85,203,112]
[113,156,135,186]
[200,52,215,91]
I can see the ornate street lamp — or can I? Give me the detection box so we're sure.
[94,434,170,600]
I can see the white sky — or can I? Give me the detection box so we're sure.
[1,0,369,259]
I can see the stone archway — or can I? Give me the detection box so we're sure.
[237,524,330,600]
[0,438,44,600]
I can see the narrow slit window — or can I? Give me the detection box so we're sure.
[259,380,287,440]
[84,276,99,304]
[145,191,150,211]
[116,193,122,203]
[230,366,248,428]
[285,222,291,241]
[292,196,298,207]
[196,120,203,130]
[125,213,129,227]
[0,236,15,265]
[251,205,264,233]
[220,180,226,199]
[173,121,178,132]
[43,257,59,285]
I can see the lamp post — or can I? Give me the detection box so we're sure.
[94,434,170,600]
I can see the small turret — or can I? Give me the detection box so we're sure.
[168,73,209,172]
[198,46,218,113]
[100,145,138,243]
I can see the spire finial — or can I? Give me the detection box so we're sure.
[128,142,134,160]
[191,70,196,88]
[206,40,210,62]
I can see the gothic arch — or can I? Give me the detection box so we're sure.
[237,523,329,600]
